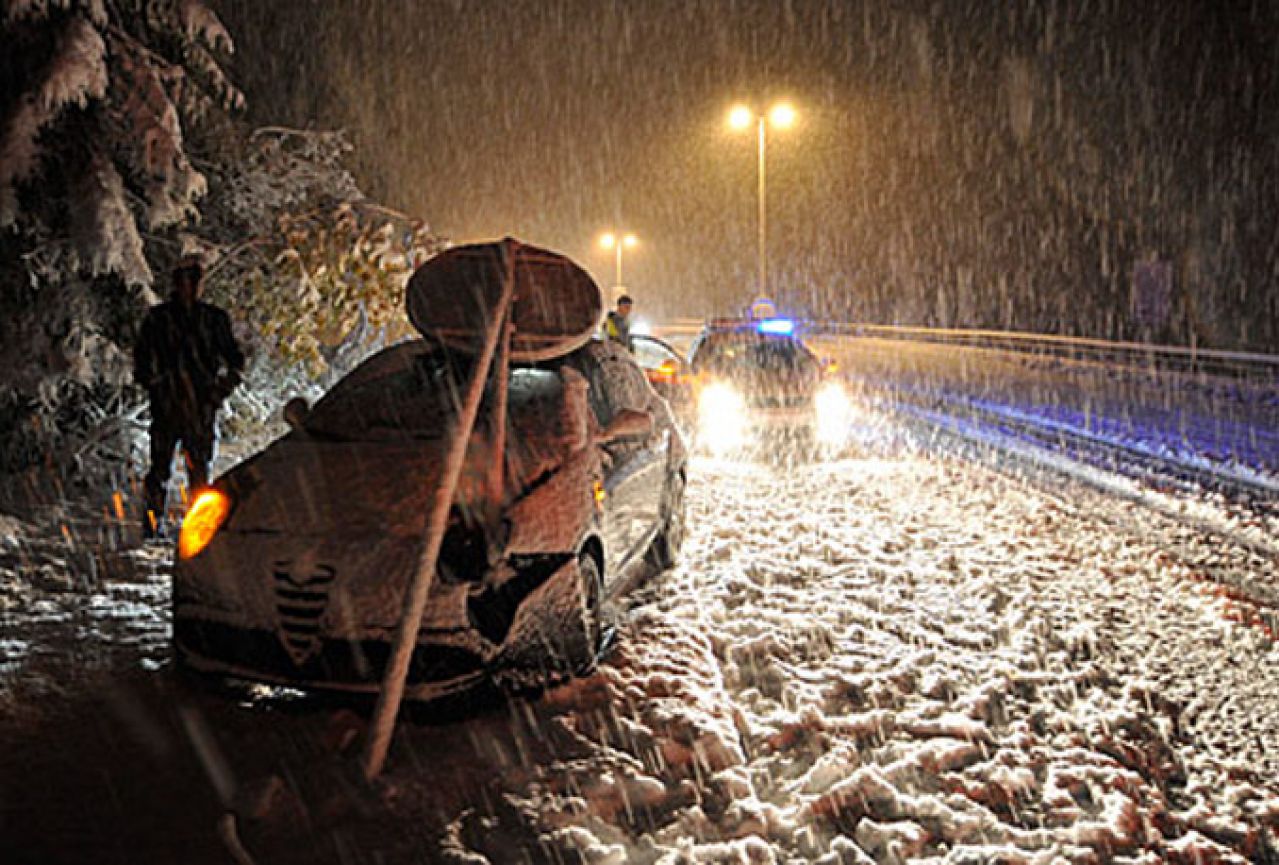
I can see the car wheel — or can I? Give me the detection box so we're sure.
[571,552,604,675]
[645,470,687,572]
[492,551,603,696]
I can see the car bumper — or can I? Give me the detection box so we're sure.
[173,551,586,700]
[173,617,488,699]
[697,406,818,453]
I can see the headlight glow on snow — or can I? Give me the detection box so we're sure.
[178,488,231,560]
[698,382,747,454]
[814,382,853,447]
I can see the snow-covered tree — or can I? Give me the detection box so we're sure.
[0,0,247,486]
[0,2,446,500]
[0,0,242,291]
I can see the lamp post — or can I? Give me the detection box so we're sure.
[599,231,638,289]
[728,102,796,297]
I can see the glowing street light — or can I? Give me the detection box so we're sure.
[599,231,638,288]
[769,103,796,129]
[727,102,798,296]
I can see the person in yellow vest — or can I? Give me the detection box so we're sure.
[604,294,633,350]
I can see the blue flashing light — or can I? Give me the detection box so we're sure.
[757,317,795,335]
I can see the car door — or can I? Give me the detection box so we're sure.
[576,343,670,575]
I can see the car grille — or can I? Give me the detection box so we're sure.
[438,507,489,582]
[272,561,335,665]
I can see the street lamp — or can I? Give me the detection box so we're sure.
[728,102,797,296]
[599,231,638,288]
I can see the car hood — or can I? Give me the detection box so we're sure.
[221,437,462,536]
[220,429,566,538]
[712,366,820,406]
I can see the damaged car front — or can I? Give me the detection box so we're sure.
[173,339,660,700]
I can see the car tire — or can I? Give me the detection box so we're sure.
[492,551,602,696]
[569,551,604,676]
[645,470,687,573]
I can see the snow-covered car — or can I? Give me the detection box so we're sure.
[172,332,688,701]
[688,317,852,456]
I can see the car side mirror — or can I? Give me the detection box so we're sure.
[283,396,310,430]
[597,408,654,445]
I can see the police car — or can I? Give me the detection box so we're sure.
[687,316,852,456]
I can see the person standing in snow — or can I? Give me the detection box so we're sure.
[604,294,634,351]
[134,255,245,538]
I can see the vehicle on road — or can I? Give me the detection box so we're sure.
[173,242,688,701]
[631,333,694,426]
[688,317,852,456]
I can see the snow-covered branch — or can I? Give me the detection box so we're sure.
[0,14,107,226]
[1,0,239,285]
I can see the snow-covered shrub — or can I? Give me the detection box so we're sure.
[199,129,442,376]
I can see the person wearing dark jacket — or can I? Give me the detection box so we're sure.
[134,255,245,537]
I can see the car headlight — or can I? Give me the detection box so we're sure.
[698,382,747,453]
[178,488,232,560]
[814,382,853,447]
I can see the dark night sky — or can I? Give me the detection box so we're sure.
[214,0,1279,346]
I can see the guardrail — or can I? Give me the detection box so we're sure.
[650,319,1279,380]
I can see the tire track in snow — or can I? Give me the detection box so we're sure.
[641,453,1279,863]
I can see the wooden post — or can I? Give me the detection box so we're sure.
[361,241,517,781]
[487,317,512,508]
[484,246,516,547]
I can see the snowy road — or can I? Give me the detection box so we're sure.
[637,452,1279,862]
[811,334,1279,492]
[4,434,1278,863]
[453,448,1279,863]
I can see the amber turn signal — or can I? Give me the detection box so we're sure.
[178,489,231,560]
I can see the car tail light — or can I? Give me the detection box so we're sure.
[647,359,680,385]
[178,489,231,559]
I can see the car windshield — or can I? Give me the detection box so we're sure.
[303,341,573,447]
[304,342,472,440]
[692,332,817,377]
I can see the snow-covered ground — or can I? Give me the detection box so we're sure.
[3,334,1278,862]
[419,450,1278,864]
[3,431,1277,863]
